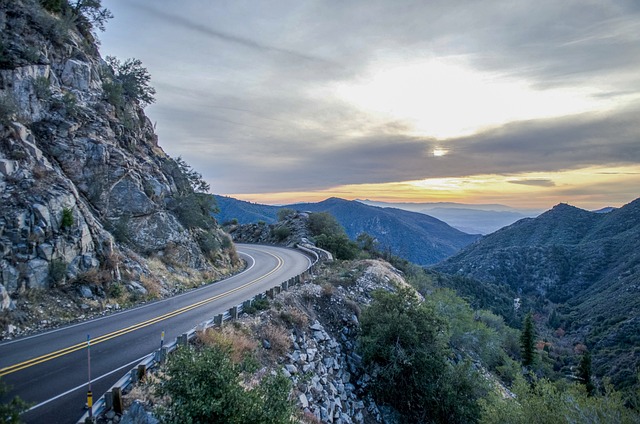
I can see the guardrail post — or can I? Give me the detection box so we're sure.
[282,280,288,291]
[214,313,223,326]
[243,300,251,310]
[112,387,123,414]
[178,333,188,346]
[137,364,146,382]
[230,306,239,320]
[104,391,113,411]
[266,288,274,299]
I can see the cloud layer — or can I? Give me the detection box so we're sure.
[100,0,640,207]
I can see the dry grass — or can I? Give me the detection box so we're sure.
[344,298,362,319]
[279,308,309,330]
[73,268,111,286]
[139,274,162,299]
[301,410,323,424]
[261,323,291,357]
[122,374,160,409]
[320,282,336,299]
[198,326,257,364]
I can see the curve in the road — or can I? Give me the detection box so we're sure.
[0,248,283,378]
[0,244,312,424]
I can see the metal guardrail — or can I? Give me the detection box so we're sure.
[77,246,319,423]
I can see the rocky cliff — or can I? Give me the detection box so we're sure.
[0,0,239,336]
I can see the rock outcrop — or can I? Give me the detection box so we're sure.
[0,0,239,335]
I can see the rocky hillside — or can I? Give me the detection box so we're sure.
[435,198,640,388]
[216,196,480,265]
[0,0,239,337]
[115,258,476,424]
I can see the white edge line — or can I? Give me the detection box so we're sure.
[0,252,256,348]
[25,354,149,413]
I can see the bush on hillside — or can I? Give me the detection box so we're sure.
[480,375,640,424]
[155,344,295,424]
[359,287,488,423]
[308,212,359,259]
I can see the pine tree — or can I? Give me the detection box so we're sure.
[520,312,536,368]
[578,350,595,395]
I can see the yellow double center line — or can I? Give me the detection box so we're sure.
[0,250,283,377]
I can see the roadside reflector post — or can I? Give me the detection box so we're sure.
[160,330,165,349]
[86,334,92,418]
[112,386,123,414]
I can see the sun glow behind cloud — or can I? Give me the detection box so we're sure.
[331,58,618,139]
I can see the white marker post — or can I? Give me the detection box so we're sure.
[86,334,92,418]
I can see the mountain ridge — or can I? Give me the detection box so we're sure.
[435,197,640,387]
[215,195,480,265]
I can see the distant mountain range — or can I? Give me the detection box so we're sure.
[358,199,541,234]
[435,198,640,388]
[214,196,480,265]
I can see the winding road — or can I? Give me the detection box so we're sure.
[0,244,311,424]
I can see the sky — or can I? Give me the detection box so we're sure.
[100,0,640,210]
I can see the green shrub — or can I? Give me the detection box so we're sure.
[0,93,18,125]
[273,225,291,241]
[315,233,359,260]
[244,297,270,314]
[277,208,295,221]
[108,283,123,298]
[52,91,79,118]
[197,231,221,258]
[155,344,295,423]
[32,76,52,101]
[308,212,342,237]
[60,207,74,229]
[104,56,155,107]
[40,0,67,13]
[101,80,124,109]
[0,379,30,423]
[49,259,68,286]
[170,192,216,230]
[480,375,640,424]
[109,215,131,244]
[360,287,488,423]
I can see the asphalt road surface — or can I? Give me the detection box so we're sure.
[0,244,311,424]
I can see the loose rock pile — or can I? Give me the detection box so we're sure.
[285,318,366,423]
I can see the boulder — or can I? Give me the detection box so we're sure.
[120,400,158,424]
[25,258,49,288]
[0,261,19,292]
[61,59,92,91]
